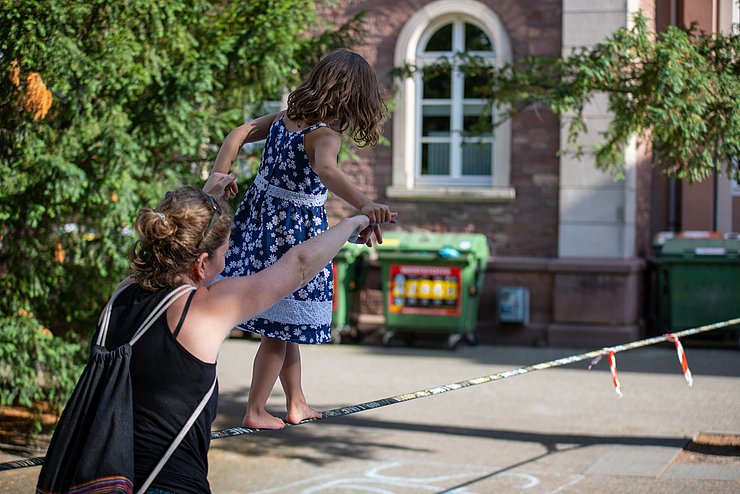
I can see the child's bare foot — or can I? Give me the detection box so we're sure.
[242,410,285,430]
[285,404,323,425]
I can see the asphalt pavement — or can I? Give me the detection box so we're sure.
[2,332,739,493]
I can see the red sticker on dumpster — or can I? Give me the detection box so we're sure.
[388,265,461,315]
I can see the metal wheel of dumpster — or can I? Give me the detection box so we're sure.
[331,325,347,345]
[464,332,479,346]
[446,333,462,351]
[381,329,394,347]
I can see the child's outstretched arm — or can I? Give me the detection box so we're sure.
[209,112,281,199]
[308,129,396,243]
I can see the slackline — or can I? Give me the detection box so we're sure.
[1,317,738,472]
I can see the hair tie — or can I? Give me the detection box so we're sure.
[155,211,166,222]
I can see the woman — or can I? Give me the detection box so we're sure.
[103,172,371,493]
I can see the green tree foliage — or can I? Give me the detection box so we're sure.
[0,309,85,424]
[397,13,739,182]
[0,0,363,409]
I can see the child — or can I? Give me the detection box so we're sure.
[208,49,396,429]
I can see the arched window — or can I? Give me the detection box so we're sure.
[389,0,513,201]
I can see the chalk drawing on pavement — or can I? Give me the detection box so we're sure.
[251,460,584,494]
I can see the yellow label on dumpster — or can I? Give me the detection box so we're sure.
[388,264,461,315]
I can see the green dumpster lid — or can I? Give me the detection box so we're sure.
[340,241,368,252]
[375,231,490,259]
[658,238,740,258]
[653,230,723,247]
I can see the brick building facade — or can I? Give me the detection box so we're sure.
[320,0,739,347]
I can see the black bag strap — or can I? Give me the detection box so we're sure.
[95,284,195,348]
[130,285,195,346]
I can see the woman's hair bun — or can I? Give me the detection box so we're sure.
[130,186,232,291]
[137,208,177,242]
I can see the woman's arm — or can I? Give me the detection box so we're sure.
[199,214,370,336]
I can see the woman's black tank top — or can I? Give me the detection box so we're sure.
[105,284,218,494]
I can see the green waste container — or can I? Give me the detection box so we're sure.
[331,242,368,342]
[654,237,740,336]
[375,232,490,349]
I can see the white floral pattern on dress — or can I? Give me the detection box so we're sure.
[221,117,332,344]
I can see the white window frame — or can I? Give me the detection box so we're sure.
[415,19,495,187]
[389,0,514,202]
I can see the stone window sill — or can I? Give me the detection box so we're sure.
[386,185,516,202]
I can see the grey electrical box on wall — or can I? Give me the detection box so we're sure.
[498,286,530,325]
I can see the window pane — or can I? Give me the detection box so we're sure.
[462,103,491,134]
[462,141,492,176]
[423,67,451,99]
[422,105,451,136]
[424,23,453,52]
[463,70,490,99]
[465,23,493,52]
[421,143,450,175]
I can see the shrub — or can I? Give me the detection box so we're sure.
[0,309,85,430]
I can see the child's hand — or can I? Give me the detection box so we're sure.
[351,212,397,245]
[367,211,398,244]
[360,203,397,244]
[360,202,394,226]
[204,172,238,199]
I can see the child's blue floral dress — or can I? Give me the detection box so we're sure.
[220,115,333,344]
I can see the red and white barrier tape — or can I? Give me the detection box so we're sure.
[590,332,696,397]
[589,349,622,397]
[665,333,693,386]
[608,351,622,398]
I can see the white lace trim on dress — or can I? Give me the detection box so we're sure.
[254,174,327,207]
[255,298,333,326]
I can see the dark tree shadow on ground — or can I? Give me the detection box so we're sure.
[214,386,692,468]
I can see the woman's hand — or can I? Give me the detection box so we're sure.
[355,225,375,246]
[203,172,238,199]
[346,214,372,245]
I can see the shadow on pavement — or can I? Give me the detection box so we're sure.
[329,415,689,448]
[214,386,689,466]
[434,446,577,494]
[213,388,432,467]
